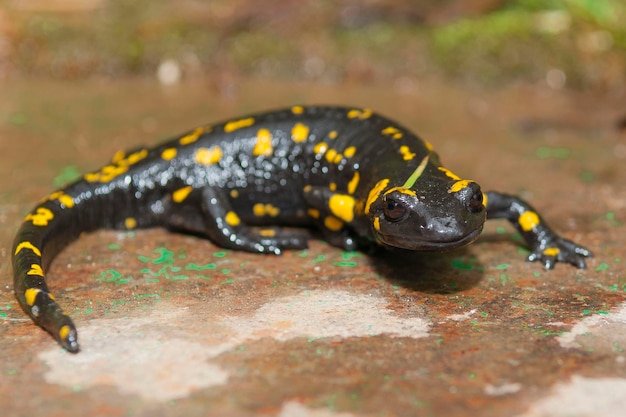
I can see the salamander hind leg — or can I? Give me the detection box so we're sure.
[167,186,309,255]
[253,226,312,251]
[485,191,592,269]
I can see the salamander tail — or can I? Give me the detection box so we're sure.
[12,198,83,353]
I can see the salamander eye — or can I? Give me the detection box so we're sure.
[468,189,484,213]
[383,198,408,222]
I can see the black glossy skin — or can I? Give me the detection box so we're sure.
[12,106,592,352]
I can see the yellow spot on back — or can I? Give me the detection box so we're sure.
[347,108,372,120]
[225,211,240,226]
[333,153,343,164]
[291,105,304,114]
[253,128,274,156]
[314,142,328,155]
[259,229,276,237]
[381,126,403,140]
[267,205,280,217]
[329,182,337,191]
[48,191,74,208]
[291,123,310,143]
[438,167,461,181]
[14,241,42,257]
[85,165,126,183]
[519,211,540,232]
[328,131,338,140]
[365,179,389,214]
[58,194,74,208]
[24,207,54,226]
[325,149,338,163]
[307,208,320,219]
[83,172,100,182]
[111,149,126,164]
[180,127,204,145]
[195,147,223,165]
[27,264,44,276]
[173,186,193,203]
[253,203,264,217]
[125,217,137,229]
[126,149,149,165]
[253,203,280,217]
[324,216,344,231]
[161,148,177,161]
[230,189,239,198]
[399,146,416,161]
[224,117,254,133]
[59,325,71,341]
[85,149,148,183]
[25,288,42,306]
[448,180,473,193]
[343,146,356,158]
[348,172,360,194]
[329,194,356,223]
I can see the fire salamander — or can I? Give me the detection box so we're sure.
[12,105,592,352]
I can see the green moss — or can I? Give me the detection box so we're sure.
[6,0,626,87]
[430,10,559,84]
[228,31,300,75]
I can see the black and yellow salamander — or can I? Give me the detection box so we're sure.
[12,105,592,352]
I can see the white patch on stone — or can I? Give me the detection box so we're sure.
[515,376,626,417]
[278,400,358,417]
[39,309,231,401]
[39,290,431,401]
[446,309,477,322]
[557,301,626,350]
[484,382,522,396]
[224,290,431,341]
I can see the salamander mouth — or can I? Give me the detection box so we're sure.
[378,227,483,252]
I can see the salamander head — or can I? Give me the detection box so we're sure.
[365,156,486,251]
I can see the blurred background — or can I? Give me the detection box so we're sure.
[0,0,624,91]
[1,3,626,417]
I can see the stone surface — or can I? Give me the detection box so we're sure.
[0,78,624,417]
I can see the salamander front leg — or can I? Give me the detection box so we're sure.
[303,185,360,251]
[198,187,309,254]
[485,191,592,269]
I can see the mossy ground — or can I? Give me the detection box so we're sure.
[1,0,624,88]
